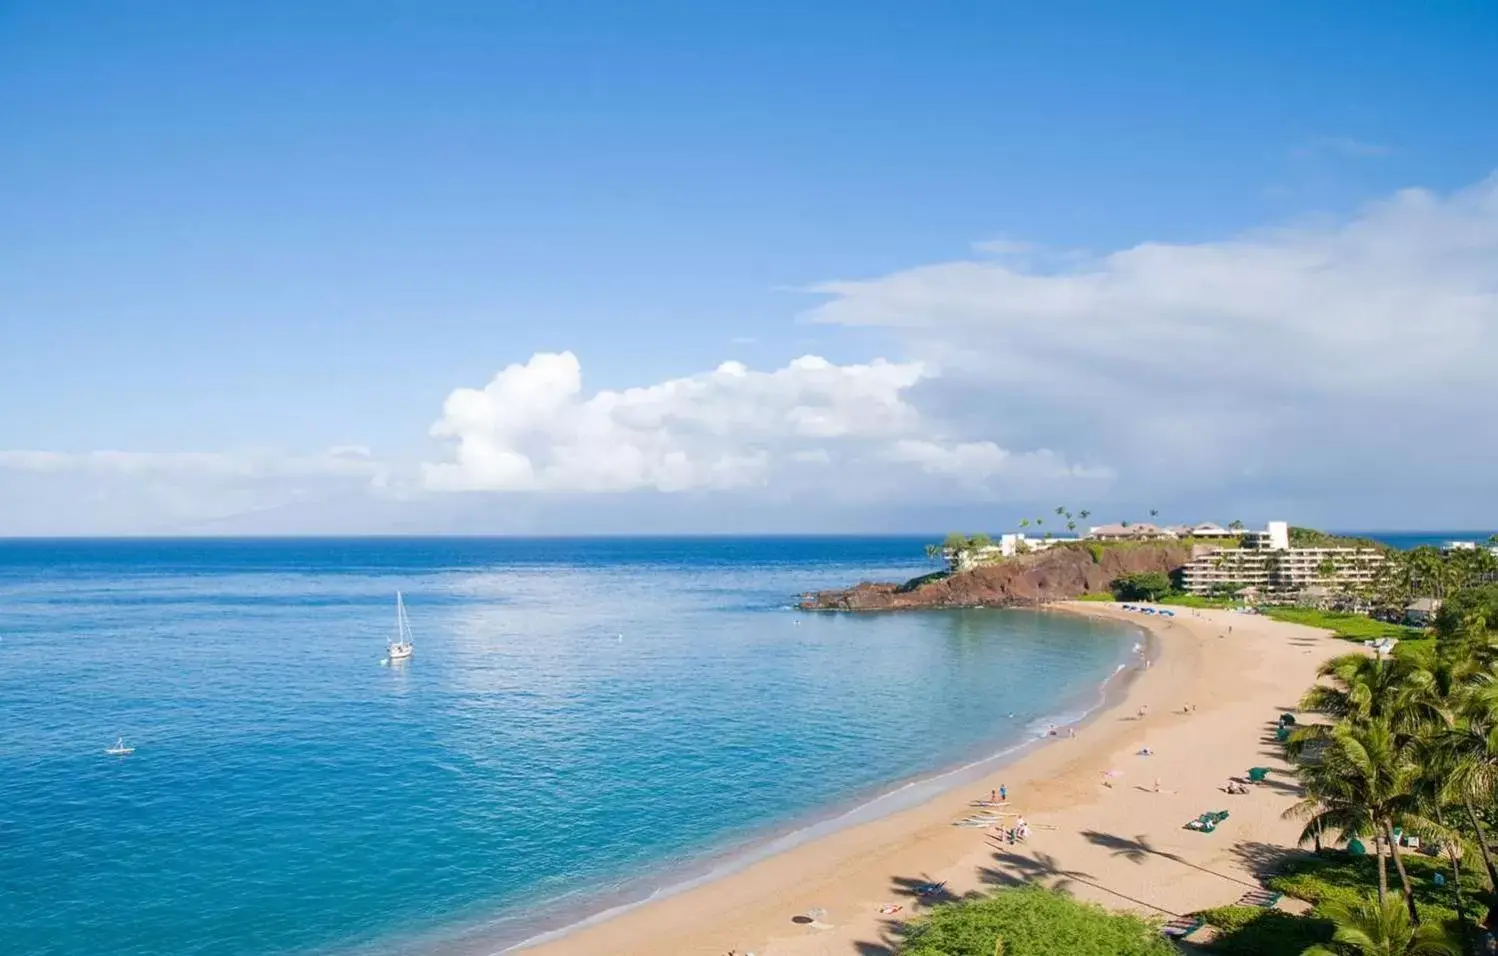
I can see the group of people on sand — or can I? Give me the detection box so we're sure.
[1003,815,1031,844]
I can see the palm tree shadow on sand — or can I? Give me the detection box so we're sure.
[1079,829,1265,890]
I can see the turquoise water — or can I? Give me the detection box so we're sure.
[0,538,1139,956]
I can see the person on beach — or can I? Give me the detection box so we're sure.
[1000,784,1007,802]
[1067,727,1076,738]
[1153,778,1161,792]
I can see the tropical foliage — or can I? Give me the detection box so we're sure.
[896,885,1177,956]
[1276,587,1498,948]
[1110,571,1174,602]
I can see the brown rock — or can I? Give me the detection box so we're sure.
[798,542,1195,611]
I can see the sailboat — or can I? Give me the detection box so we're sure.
[105,737,134,756]
[388,591,415,662]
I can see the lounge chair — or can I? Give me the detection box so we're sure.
[1248,767,1271,784]
[915,881,947,897]
[1236,889,1282,908]
[1184,810,1229,832]
[1161,916,1204,939]
[1275,725,1291,742]
[1279,713,1297,726]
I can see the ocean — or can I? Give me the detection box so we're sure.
[0,536,1142,956]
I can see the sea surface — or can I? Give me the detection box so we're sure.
[0,537,1143,956]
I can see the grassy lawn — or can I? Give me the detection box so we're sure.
[1259,607,1424,642]
[1075,592,1117,602]
[1198,850,1475,953]
[1157,593,1237,609]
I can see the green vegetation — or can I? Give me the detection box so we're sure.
[1302,895,1460,955]
[896,885,1176,956]
[1436,585,1498,641]
[1267,594,1498,944]
[1075,592,1116,602]
[1290,526,1391,551]
[1157,593,1237,609]
[1365,545,1498,621]
[896,570,951,594]
[1109,571,1173,602]
[1267,853,1478,930]
[1261,607,1423,643]
[1197,905,1332,955]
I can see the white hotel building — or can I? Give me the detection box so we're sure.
[1177,521,1385,599]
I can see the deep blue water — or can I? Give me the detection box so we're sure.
[0,537,1140,956]
[1349,530,1497,550]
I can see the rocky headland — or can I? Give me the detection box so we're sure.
[799,542,1195,610]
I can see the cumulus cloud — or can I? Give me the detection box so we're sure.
[421,351,1103,495]
[806,174,1498,518]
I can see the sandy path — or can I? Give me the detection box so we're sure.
[519,604,1344,956]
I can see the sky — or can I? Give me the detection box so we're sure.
[1,1,1496,535]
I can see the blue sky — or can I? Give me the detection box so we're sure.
[2,2,1496,534]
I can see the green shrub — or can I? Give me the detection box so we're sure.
[1110,571,1173,602]
[1197,905,1332,955]
[1076,592,1116,602]
[897,885,1176,955]
[896,570,951,594]
[1087,542,1104,564]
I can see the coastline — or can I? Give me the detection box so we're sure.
[485,611,1147,954]
[516,603,1344,955]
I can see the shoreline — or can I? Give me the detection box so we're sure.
[393,609,1145,956]
[494,612,1149,953]
[514,602,1346,956]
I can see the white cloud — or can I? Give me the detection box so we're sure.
[805,174,1498,517]
[421,351,1103,495]
[889,440,1114,482]
[0,446,384,481]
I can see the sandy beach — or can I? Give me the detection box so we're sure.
[520,603,1347,956]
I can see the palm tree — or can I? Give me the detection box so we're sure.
[1229,519,1245,531]
[1019,519,1030,529]
[1078,509,1091,521]
[1149,508,1159,519]
[1054,506,1065,517]
[1300,894,1458,955]
[1067,520,1077,533]
[1298,654,1410,728]
[1286,719,1427,919]
[1435,681,1498,893]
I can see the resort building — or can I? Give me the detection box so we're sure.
[1087,522,1170,541]
[1405,597,1442,626]
[1177,520,1383,600]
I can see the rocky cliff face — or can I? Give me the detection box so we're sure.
[799,543,1196,611]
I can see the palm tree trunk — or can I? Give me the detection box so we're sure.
[1450,846,1473,954]
[1384,821,1419,924]
[1376,838,1389,907]
[1464,797,1498,891]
